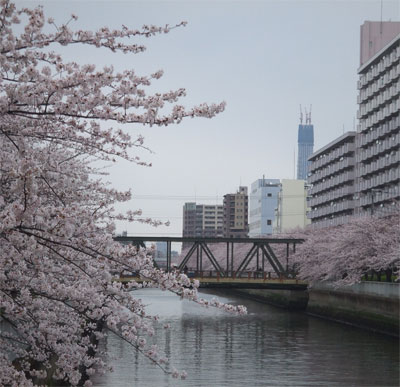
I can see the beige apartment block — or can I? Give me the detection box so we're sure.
[273,179,310,233]
[182,203,223,239]
[223,186,249,238]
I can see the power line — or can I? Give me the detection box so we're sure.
[128,212,314,222]
[132,193,312,200]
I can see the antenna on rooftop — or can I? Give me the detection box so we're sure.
[309,104,312,124]
[299,104,303,124]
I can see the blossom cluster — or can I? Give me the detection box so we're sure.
[181,212,399,287]
[0,1,233,385]
[288,211,400,286]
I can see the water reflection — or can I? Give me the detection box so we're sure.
[93,289,399,387]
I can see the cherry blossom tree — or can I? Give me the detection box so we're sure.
[290,210,400,286]
[180,209,399,287]
[0,2,246,386]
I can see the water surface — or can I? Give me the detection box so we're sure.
[93,289,399,386]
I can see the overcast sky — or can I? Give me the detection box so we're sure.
[18,0,400,239]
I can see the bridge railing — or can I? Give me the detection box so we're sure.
[116,269,289,281]
[184,269,287,280]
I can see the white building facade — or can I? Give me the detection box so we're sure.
[249,178,280,237]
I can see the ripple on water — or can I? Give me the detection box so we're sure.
[92,289,399,387]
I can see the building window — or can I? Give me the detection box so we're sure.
[267,220,272,225]
[267,193,272,197]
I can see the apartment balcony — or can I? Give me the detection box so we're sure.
[358,167,400,192]
[359,116,400,147]
[358,134,400,163]
[358,150,400,178]
[309,157,355,184]
[359,188,400,207]
[309,143,355,173]
[308,185,354,207]
[309,214,354,229]
[308,201,354,220]
[358,84,399,119]
[309,175,349,196]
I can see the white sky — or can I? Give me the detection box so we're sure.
[17,0,400,239]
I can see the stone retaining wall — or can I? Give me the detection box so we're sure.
[232,282,399,337]
[308,282,399,337]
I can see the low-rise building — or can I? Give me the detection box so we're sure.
[273,179,310,233]
[249,178,280,237]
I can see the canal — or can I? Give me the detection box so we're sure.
[93,288,399,387]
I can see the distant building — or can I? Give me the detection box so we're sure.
[273,179,310,233]
[182,202,223,239]
[155,241,167,258]
[223,186,249,238]
[356,24,400,216]
[249,178,280,237]
[153,241,167,268]
[307,132,357,228]
[182,202,197,239]
[297,107,314,180]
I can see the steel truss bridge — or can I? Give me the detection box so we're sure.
[114,236,306,290]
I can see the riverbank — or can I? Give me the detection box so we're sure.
[307,282,399,337]
[230,281,399,337]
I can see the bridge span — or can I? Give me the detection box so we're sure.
[114,236,305,289]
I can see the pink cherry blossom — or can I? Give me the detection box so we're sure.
[0,2,238,385]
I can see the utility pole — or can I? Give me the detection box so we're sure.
[370,188,389,215]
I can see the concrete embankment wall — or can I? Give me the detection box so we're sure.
[233,282,399,337]
[232,288,309,310]
[307,282,399,337]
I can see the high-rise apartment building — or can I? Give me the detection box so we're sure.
[273,179,310,233]
[249,178,280,237]
[297,109,314,180]
[307,132,357,228]
[306,21,399,227]
[223,186,249,238]
[182,203,223,239]
[355,23,400,216]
